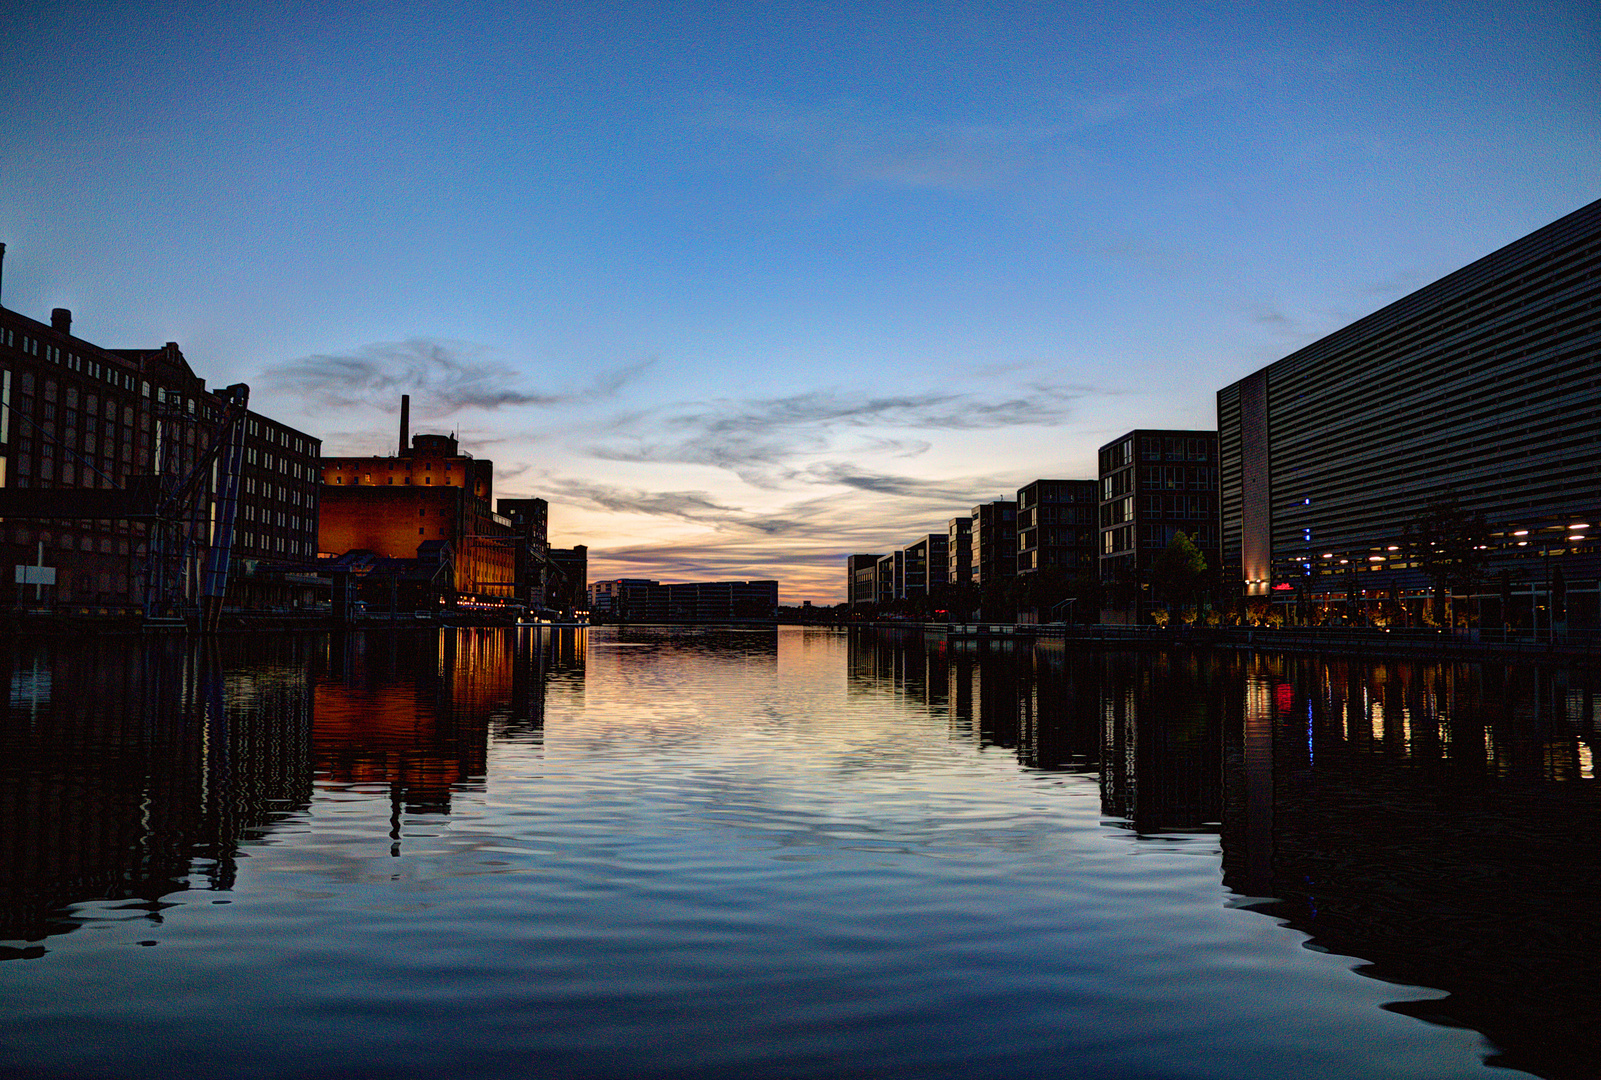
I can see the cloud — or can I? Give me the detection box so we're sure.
[548,461,1036,598]
[259,339,653,416]
[542,478,743,524]
[586,383,1097,486]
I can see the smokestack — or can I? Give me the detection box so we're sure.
[399,394,410,455]
[51,308,71,335]
[0,243,6,306]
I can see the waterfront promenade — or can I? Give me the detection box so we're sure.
[857,620,1601,666]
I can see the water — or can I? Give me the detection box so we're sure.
[2,626,1598,1079]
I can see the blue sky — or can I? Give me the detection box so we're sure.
[2,1,1597,601]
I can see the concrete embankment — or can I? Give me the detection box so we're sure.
[853,620,1601,666]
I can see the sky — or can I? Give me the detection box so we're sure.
[1,1,1597,603]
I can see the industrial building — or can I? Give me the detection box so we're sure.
[0,301,320,620]
[319,400,518,603]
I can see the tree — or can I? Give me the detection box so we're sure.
[1150,531,1208,613]
[1402,493,1489,625]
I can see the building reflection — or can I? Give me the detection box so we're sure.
[312,628,584,827]
[0,626,585,952]
[1096,651,1226,833]
[1217,656,1601,1080]
[846,628,1601,1078]
[0,637,317,951]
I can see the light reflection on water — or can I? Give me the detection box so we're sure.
[0,626,1598,1079]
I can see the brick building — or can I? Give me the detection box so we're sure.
[319,429,518,602]
[0,301,319,615]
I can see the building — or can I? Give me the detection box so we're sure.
[902,534,948,599]
[1217,199,1601,628]
[0,301,320,617]
[946,516,971,586]
[847,553,883,608]
[1097,430,1219,596]
[588,578,662,621]
[319,404,518,603]
[229,407,323,610]
[970,501,1017,587]
[497,497,549,608]
[587,578,778,621]
[875,550,903,604]
[1015,479,1098,578]
[546,545,589,616]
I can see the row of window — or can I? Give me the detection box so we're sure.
[1141,494,1213,519]
[331,473,464,486]
[238,533,307,556]
[246,418,315,457]
[1140,466,1217,491]
[1139,436,1213,463]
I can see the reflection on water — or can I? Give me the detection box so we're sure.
[0,628,584,951]
[0,626,1598,1079]
[849,630,1601,1078]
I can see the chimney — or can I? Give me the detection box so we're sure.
[51,308,71,335]
[399,394,411,455]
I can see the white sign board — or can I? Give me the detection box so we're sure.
[15,565,56,585]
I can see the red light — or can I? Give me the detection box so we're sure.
[1271,582,1294,591]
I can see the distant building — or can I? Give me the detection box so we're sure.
[847,553,883,608]
[587,578,778,621]
[1217,198,1601,626]
[545,545,589,615]
[875,551,903,604]
[946,516,972,586]
[1097,430,1220,609]
[902,534,948,598]
[1015,479,1097,578]
[588,578,661,620]
[970,501,1017,586]
[497,497,549,607]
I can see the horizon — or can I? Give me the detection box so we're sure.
[2,1,1596,602]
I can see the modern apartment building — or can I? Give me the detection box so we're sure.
[1217,198,1601,626]
[875,550,903,604]
[970,501,1017,586]
[946,516,972,586]
[1016,479,1098,578]
[902,534,949,598]
[1097,430,1219,588]
[847,553,884,608]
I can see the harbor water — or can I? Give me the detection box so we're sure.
[2,626,1598,1079]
